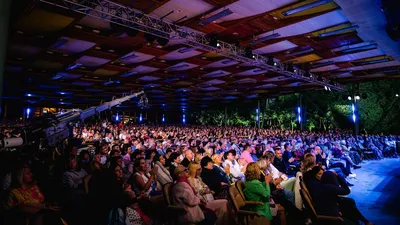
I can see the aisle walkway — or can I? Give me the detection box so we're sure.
[348,158,400,225]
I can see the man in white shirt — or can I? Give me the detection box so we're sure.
[223,150,244,182]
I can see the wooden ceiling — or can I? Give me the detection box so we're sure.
[4,0,400,110]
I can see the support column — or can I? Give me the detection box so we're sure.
[257,100,261,128]
[0,0,12,117]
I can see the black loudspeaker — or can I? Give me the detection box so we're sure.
[386,23,400,42]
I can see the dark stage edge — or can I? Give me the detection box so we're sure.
[347,158,400,225]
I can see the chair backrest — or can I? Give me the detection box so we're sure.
[163,182,174,206]
[229,185,246,211]
[299,181,313,204]
[299,182,317,217]
[235,180,246,199]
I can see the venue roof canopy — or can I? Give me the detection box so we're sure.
[4,0,400,110]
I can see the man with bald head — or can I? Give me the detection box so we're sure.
[181,149,194,167]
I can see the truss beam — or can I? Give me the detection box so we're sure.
[39,0,345,91]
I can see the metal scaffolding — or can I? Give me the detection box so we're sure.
[39,0,346,91]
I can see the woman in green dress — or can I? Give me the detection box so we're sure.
[244,162,273,224]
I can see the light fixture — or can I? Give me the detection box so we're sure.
[169,63,190,71]
[359,58,390,65]
[120,71,137,77]
[285,48,314,57]
[119,54,138,61]
[355,95,361,100]
[282,0,331,16]
[139,113,143,122]
[178,47,196,53]
[342,43,377,53]
[324,86,328,90]
[66,63,82,70]
[162,114,165,122]
[348,96,352,100]
[26,108,31,119]
[251,33,280,45]
[199,9,233,26]
[396,94,399,97]
[319,25,359,38]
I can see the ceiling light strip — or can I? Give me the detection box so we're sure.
[282,0,332,16]
[199,9,233,26]
[39,0,345,91]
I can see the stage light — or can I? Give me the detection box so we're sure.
[209,34,218,47]
[182,114,186,123]
[116,112,119,121]
[355,96,361,100]
[324,86,328,90]
[267,56,275,66]
[328,87,331,91]
[352,114,356,123]
[139,113,143,122]
[27,93,32,97]
[396,94,399,97]
[348,96,352,100]
[287,63,294,72]
[162,114,165,122]
[157,37,169,46]
[256,109,259,122]
[244,47,253,59]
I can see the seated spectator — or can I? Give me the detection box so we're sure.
[168,152,181,179]
[62,157,87,190]
[200,156,229,198]
[187,162,232,225]
[132,158,161,198]
[243,162,273,225]
[273,148,287,174]
[181,149,194,167]
[240,144,254,165]
[223,150,245,182]
[3,165,60,224]
[307,167,373,225]
[153,154,173,186]
[83,161,101,194]
[211,154,230,185]
[172,165,217,225]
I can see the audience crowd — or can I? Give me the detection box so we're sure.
[1,121,398,225]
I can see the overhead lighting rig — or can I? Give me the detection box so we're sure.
[39,0,345,91]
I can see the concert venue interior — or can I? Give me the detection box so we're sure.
[0,0,400,225]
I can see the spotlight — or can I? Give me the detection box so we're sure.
[244,47,253,59]
[209,34,218,47]
[287,63,294,72]
[216,42,221,47]
[348,96,352,100]
[324,86,328,90]
[396,94,399,97]
[267,56,275,66]
[328,87,331,91]
[355,96,361,100]
[144,33,157,43]
[157,37,169,46]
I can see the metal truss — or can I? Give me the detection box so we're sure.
[39,0,345,91]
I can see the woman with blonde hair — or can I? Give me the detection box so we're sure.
[244,162,273,225]
[187,162,232,225]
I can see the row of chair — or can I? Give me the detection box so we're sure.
[162,178,345,225]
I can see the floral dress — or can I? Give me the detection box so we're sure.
[4,185,44,209]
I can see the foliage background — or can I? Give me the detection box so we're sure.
[193,80,400,134]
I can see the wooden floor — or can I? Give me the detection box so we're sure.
[348,158,400,225]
